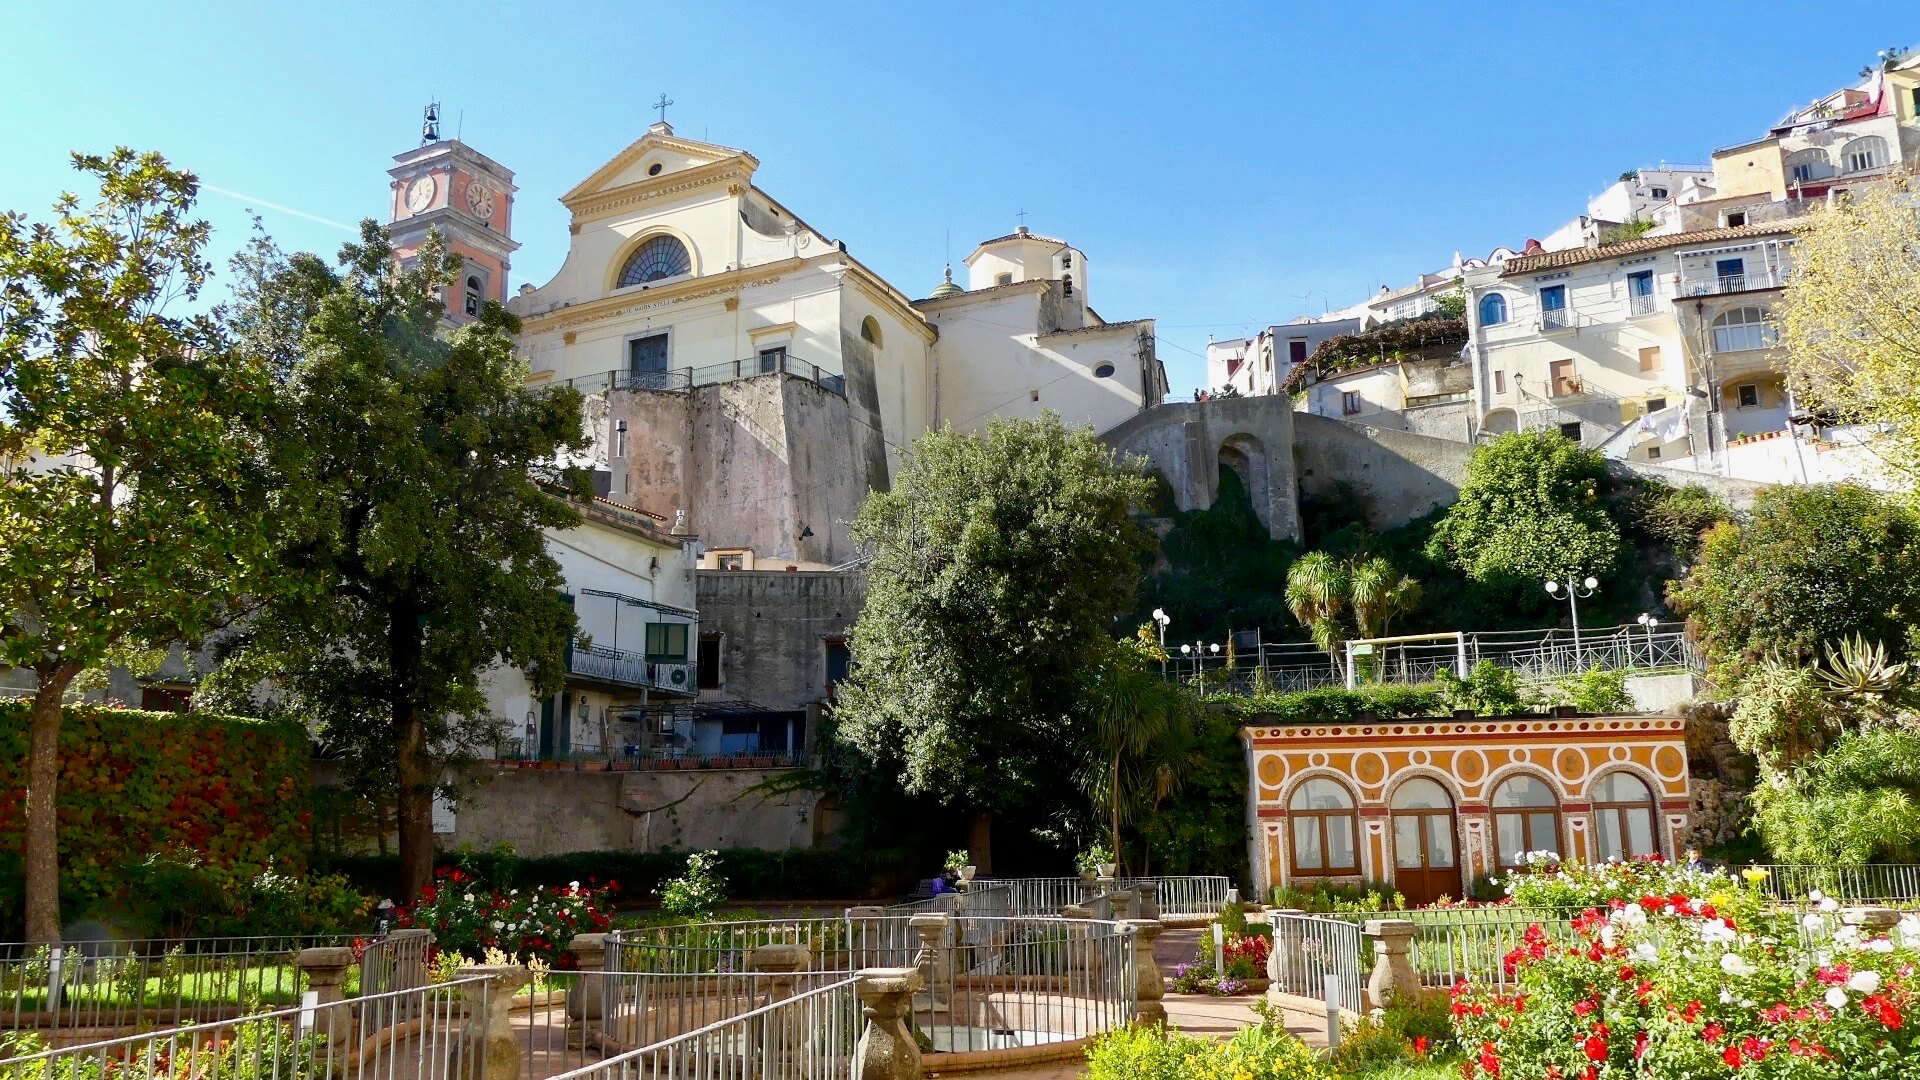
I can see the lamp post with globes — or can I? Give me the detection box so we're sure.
[1636,612,1658,668]
[1152,608,1171,663]
[1545,575,1599,666]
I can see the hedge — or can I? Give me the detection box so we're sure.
[1207,684,1448,724]
[0,702,312,925]
[320,846,906,905]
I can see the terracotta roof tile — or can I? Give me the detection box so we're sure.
[1501,221,1800,275]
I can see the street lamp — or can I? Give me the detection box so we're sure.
[1152,608,1171,672]
[1636,612,1658,667]
[1545,576,1599,662]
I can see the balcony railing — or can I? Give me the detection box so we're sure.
[568,641,694,694]
[1681,267,1787,296]
[1539,307,1573,331]
[560,352,848,398]
[1627,292,1657,316]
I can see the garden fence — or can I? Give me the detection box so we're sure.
[1265,912,1364,1017]
[0,934,360,1035]
[0,973,488,1079]
[544,977,861,1080]
[1752,864,1920,903]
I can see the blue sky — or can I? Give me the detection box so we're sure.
[2,2,1912,395]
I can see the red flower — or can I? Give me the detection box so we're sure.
[1633,1030,1649,1060]
[1702,1022,1726,1043]
[1412,1037,1429,1057]
[1740,1037,1770,1062]
[1582,1033,1608,1062]
[1722,1045,1743,1067]
[1863,994,1905,1030]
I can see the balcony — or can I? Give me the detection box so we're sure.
[1627,293,1657,316]
[1539,307,1574,331]
[568,641,694,694]
[1681,267,1787,296]
[563,352,847,398]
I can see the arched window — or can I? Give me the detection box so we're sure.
[1785,148,1833,184]
[1491,774,1561,870]
[1288,778,1358,877]
[859,316,883,348]
[1093,363,1116,379]
[617,235,693,287]
[1478,293,1508,326]
[1841,136,1890,174]
[1711,306,1775,352]
[1590,772,1659,861]
[463,275,482,317]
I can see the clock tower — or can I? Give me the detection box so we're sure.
[387,113,519,324]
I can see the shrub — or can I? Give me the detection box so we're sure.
[1669,483,1920,681]
[1086,1007,1330,1080]
[320,846,894,904]
[1271,880,1406,914]
[1559,666,1633,713]
[395,868,614,968]
[1075,842,1115,875]
[1218,686,1447,724]
[1436,661,1529,715]
[0,702,311,935]
[114,849,371,938]
[1498,853,1763,924]
[657,850,727,918]
[1451,887,1920,1079]
[1332,990,1454,1073]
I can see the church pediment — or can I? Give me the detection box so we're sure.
[560,122,759,213]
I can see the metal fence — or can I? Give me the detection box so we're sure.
[0,974,488,1079]
[1753,864,1920,903]
[544,977,861,1080]
[1265,912,1364,1016]
[1168,621,1699,692]
[0,935,357,1035]
[894,876,1229,920]
[914,916,1135,1053]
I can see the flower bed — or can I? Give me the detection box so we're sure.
[1451,860,1919,1078]
[1170,927,1272,995]
[395,868,615,968]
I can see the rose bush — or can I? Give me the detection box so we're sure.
[1452,881,1920,1078]
[395,867,614,968]
[1500,853,1765,924]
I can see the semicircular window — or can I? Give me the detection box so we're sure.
[617,235,692,286]
[1093,363,1116,378]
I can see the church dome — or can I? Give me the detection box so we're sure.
[928,265,964,298]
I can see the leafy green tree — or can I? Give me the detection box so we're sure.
[0,151,275,941]
[833,414,1154,871]
[1751,728,1920,864]
[1425,431,1622,596]
[1135,466,1300,642]
[1285,551,1350,662]
[1668,484,1920,680]
[1348,556,1420,639]
[204,225,589,902]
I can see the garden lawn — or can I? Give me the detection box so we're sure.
[1339,1063,1457,1080]
[5,962,308,1012]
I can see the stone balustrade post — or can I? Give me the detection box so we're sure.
[1844,906,1901,932]
[1060,904,1098,981]
[457,964,533,1080]
[295,947,355,1061]
[846,905,886,969]
[853,967,923,1080]
[1111,888,1140,921]
[1120,919,1166,1025]
[1137,881,1162,922]
[907,913,952,1011]
[749,945,811,1071]
[1362,919,1420,1013]
[564,934,609,1051]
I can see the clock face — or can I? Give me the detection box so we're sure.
[465,181,496,221]
[403,175,436,213]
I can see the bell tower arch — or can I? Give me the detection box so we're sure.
[387,105,521,324]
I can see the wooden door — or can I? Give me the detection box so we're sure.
[1392,779,1460,906]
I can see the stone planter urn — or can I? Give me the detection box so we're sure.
[1097,863,1118,880]
[957,865,977,885]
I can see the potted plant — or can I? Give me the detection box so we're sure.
[943,849,975,884]
[1076,842,1116,882]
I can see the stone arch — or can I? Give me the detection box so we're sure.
[1483,408,1519,435]
[1218,433,1271,532]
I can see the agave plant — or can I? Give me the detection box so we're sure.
[1818,633,1911,712]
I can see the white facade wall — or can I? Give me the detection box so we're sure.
[1300,366,1403,421]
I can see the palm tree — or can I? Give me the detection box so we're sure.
[1083,629,1197,872]
[1349,556,1422,639]
[1287,551,1352,675]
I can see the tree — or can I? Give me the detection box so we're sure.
[1284,551,1350,662]
[205,224,589,902]
[1668,484,1920,680]
[1081,627,1198,873]
[1426,431,1622,595]
[0,151,275,941]
[1750,728,1920,865]
[1776,175,1920,487]
[1348,556,1421,639]
[832,414,1154,871]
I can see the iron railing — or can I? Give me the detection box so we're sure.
[0,974,488,1079]
[1681,267,1788,296]
[568,642,694,694]
[544,977,861,1080]
[1627,292,1658,316]
[1751,864,1920,903]
[0,935,361,1035]
[1265,912,1364,1015]
[559,353,847,399]
[1539,306,1574,331]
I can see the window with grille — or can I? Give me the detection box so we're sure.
[617,235,692,286]
[1712,307,1774,352]
[1840,136,1889,174]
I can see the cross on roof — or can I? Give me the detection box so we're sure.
[1016,208,1029,226]
[652,93,674,124]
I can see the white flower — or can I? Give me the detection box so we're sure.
[1809,889,1826,902]
[1701,919,1737,945]
[1804,913,1827,931]
[1602,925,1617,949]
[1634,943,1660,963]
[1843,910,1866,926]
[1835,925,1862,946]
[1614,905,1648,928]
[1868,937,1896,954]
[1720,953,1756,977]
[1819,896,1841,913]
[1849,969,1882,994]
[463,893,475,903]
[570,881,581,890]
[1826,986,1850,1010]
[1720,989,1736,1003]
[1900,915,1920,947]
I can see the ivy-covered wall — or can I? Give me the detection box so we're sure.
[0,703,311,919]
